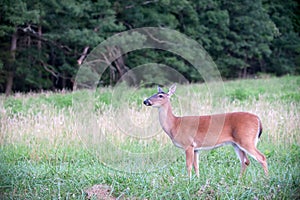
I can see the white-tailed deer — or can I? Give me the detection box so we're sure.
[143,84,268,178]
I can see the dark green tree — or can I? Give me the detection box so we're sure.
[220,0,275,78]
[0,0,40,94]
[0,0,299,93]
[263,0,300,75]
[0,0,122,93]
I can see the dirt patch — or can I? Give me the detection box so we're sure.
[85,184,116,200]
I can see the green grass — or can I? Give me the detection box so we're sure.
[1,76,300,199]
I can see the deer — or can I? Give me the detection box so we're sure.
[143,84,268,178]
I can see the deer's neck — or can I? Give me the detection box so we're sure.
[158,102,177,138]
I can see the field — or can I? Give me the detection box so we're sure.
[0,76,300,199]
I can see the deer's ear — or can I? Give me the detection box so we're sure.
[157,86,164,93]
[168,84,176,96]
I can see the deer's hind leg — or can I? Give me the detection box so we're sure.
[245,147,268,176]
[235,142,268,176]
[233,144,250,176]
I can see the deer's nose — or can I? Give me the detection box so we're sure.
[143,99,152,106]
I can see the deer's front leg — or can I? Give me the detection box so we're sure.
[193,150,199,177]
[185,146,195,179]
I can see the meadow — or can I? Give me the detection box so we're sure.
[0,76,299,199]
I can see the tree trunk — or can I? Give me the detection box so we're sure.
[62,72,66,89]
[5,71,14,96]
[243,66,247,78]
[38,25,42,91]
[77,46,89,65]
[5,29,18,96]
[107,46,136,85]
[38,25,42,50]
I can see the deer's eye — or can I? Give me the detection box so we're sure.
[158,94,164,98]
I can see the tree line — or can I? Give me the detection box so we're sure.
[0,0,299,94]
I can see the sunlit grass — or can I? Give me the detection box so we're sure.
[0,76,299,199]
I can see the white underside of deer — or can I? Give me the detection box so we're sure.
[144,84,268,178]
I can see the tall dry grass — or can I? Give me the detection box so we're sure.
[1,82,299,150]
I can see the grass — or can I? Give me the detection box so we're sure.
[0,76,300,199]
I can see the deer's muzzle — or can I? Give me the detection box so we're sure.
[143,99,152,106]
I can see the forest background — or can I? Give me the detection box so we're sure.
[0,0,299,95]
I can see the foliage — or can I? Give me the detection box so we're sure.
[0,0,299,93]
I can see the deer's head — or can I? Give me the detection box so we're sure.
[143,84,176,108]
